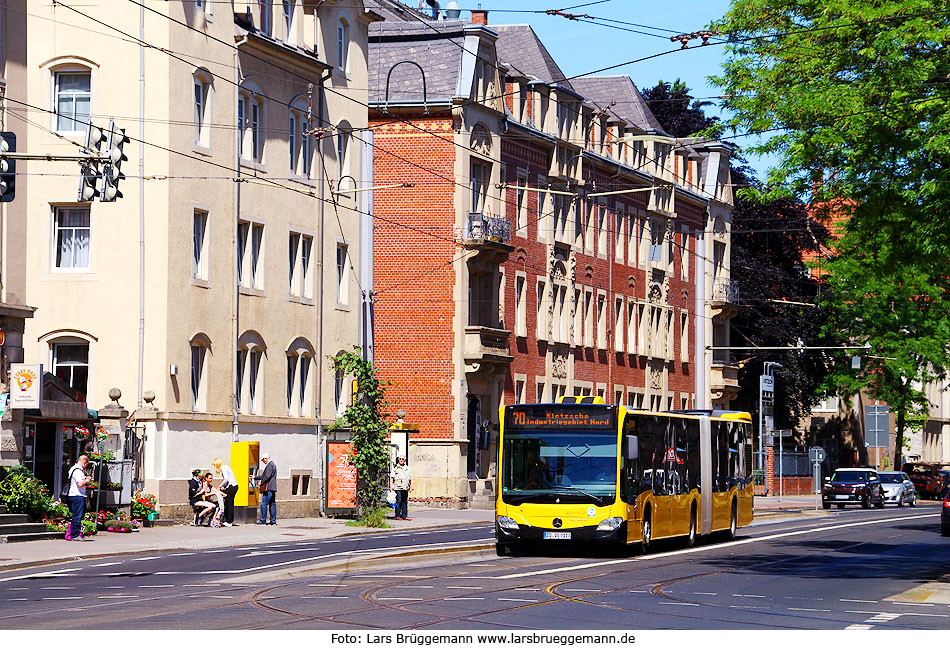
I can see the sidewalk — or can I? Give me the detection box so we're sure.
[0,508,495,572]
[0,496,819,571]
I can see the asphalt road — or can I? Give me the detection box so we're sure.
[1,504,948,630]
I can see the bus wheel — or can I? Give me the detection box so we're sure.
[641,514,652,553]
[686,508,697,548]
[725,502,737,542]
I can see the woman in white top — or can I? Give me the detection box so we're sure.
[211,458,239,527]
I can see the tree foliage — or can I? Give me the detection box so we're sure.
[639,79,720,138]
[711,0,950,465]
[331,350,392,524]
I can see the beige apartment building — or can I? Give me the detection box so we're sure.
[3,0,379,516]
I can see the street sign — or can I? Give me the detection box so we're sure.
[760,375,774,395]
[809,446,826,463]
[774,429,793,437]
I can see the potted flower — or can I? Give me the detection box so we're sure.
[132,491,158,526]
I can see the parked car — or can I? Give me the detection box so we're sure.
[901,462,944,499]
[942,486,950,536]
[878,471,917,507]
[822,468,885,509]
[939,469,950,491]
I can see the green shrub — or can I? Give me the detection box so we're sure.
[345,506,391,529]
[45,499,70,519]
[0,470,53,520]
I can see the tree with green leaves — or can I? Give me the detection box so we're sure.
[639,79,720,139]
[710,0,950,466]
[331,349,392,526]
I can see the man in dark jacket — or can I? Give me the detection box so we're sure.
[256,452,277,525]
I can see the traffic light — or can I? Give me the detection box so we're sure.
[100,121,129,202]
[78,123,106,202]
[0,132,15,203]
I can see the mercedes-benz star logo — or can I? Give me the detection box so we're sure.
[552,518,562,528]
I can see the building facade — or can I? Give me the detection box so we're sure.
[7,0,379,516]
[368,3,736,506]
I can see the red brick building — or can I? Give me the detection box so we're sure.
[368,2,737,506]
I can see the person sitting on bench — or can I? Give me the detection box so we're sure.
[189,469,215,525]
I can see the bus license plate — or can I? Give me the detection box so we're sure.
[543,531,571,540]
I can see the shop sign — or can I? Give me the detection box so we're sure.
[10,363,42,408]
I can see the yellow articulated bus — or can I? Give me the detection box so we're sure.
[495,397,754,555]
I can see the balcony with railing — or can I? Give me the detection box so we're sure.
[462,212,514,264]
[710,277,739,319]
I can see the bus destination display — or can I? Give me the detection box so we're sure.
[507,406,614,429]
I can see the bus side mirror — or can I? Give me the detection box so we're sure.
[626,436,639,460]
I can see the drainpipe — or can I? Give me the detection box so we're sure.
[316,68,332,517]
[232,34,248,443]
[137,0,146,410]
[694,209,708,409]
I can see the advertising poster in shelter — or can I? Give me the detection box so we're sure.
[327,441,357,512]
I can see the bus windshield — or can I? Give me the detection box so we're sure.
[502,428,617,506]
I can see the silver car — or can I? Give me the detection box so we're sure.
[879,471,917,506]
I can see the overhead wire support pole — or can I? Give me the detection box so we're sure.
[5,152,110,162]
[333,181,413,196]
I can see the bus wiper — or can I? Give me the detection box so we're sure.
[550,486,607,504]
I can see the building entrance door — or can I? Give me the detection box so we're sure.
[467,397,480,476]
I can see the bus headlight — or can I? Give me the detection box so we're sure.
[596,517,623,532]
[497,515,520,530]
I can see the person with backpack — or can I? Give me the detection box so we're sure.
[65,455,92,541]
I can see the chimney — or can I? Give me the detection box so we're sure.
[471,9,488,25]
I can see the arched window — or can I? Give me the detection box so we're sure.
[337,17,350,73]
[237,331,266,415]
[193,69,212,149]
[289,96,313,178]
[238,81,265,163]
[53,66,92,134]
[190,333,212,412]
[48,335,92,399]
[336,121,353,188]
[285,338,314,416]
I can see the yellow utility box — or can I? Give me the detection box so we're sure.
[231,441,260,507]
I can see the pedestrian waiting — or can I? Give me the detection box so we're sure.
[392,456,411,521]
[255,452,277,525]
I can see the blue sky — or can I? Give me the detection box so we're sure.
[472,0,776,180]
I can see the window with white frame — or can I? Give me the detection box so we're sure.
[649,217,665,263]
[596,292,606,349]
[637,215,647,266]
[514,273,526,337]
[337,17,350,73]
[615,207,624,261]
[289,101,313,178]
[285,339,314,416]
[471,160,490,214]
[193,72,210,148]
[334,355,350,416]
[514,378,526,404]
[282,0,294,42]
[51,340,89,397]
[536,278,547,340]
[626,301,636,355]
[515,173,527,234]
[572,288,583,346]
[680,227,689,280]
[288,231,314,298]
[237,220,264,289]
[54,70,90,133]
[584,200,593,254]
[54,207,90,271]
[597,204,607,255]
[552,283,568,343]
[193,209,208,281]
[637,303,646,354]
[536,380,547,403]
[337,122,352,188]
[584,288,593,348]
[190,337,209,411]
[680,312,689,362]
[238,88,264,163]
[236,340,264,414]
[259,0,272,36]
[336,242,349,304]
[614,297,624,352]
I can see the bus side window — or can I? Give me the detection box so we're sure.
[686,419,700,492]
[709,421,720,492]
[621,420,639,503]
[638,418,655,496]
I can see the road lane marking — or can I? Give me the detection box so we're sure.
[402,585,434,589]
[446,597,485,601]
[841,599,877,603]
[845,625,873,630]
[446,586,482,590]
[893,601,934,607]
[139,585,175,588]
[7,598,27,601]
[131,556,159,561]
[733,594,765,598]
[497,513,934,580]
[376,597,421,601]
[660,602,699,606]
[43,597,82,600]
[41,587,73,590]
[0,568,81,583]
[563,589,600,593]
[788,608,831,612]
[301,596,349,599]
[98,594,139,599]
[103,586,125,589]
[92,562,123,567]
[8,588,27,591]
[167,553,194,557]
[900,612,950,618]
[692,592,717,596]
[498,598,538,603]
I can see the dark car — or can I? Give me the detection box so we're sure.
[942,486,950,536]
[901,462,943,499]
[822,468,885,509]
